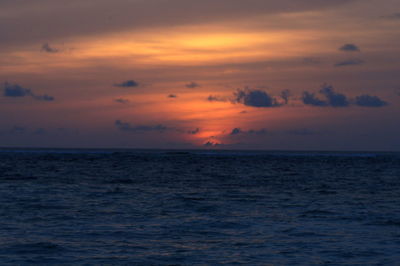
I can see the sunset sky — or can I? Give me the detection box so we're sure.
[1,0,399,150]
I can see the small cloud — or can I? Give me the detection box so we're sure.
[187,128,200,135]
[229,127,268,136]
[32,94,54,101]
[33,128,47,135]
[302,91,328,106]
[339,44,360,52]
[207,95,226,102]
[114,80,139,87]
[3,82,54,101]
[115,120,167,133]
[239,110,248,114]
[334,59,364,67]
[11,126,26,134]
[115,98,130,104]
[186,82,200,88]
[320,85,349,107]
[233,88,282,108]
[41,43,59,53]
[203,141,221,148]
[354,95,388,107]
[168,94,177,98]
[302,84,388,108]
[230,128,242,135]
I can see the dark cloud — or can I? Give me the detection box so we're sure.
[339,44,360,52]
[207,95,226,102]
[168,94,178,98]
[115,98,129,104]
[354,95,388,107]
[302,91,328,106]
[115,120,168,133]
[303,85,388,108]
[233,88,282,108]
[187,128,200,135]
[114,80,139,88]
[320,85,349,107]
[230,128,242,135]
[185,82,200,88]
[334,58,364,67]
[230,127,268,136]
[41,43,59,53]
[3,82,54,101]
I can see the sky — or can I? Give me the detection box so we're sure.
[1,0,399,151]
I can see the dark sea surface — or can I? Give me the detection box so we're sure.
[0,149,399,265]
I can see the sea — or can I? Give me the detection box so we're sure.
[0,149,399,265]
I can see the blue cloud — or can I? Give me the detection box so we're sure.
[339,44,360,52]
[3,82,54,101]
[334,59,364,67]
[114,80,139,87]
[115,120,167,133]
[354,95,388,107]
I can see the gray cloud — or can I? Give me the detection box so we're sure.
[230,128,242,135]
[383,13,400,19]
[168,94,178,98]
[303,85,388,108]
[320,85,349,107]
[41,43,59,53]
[185,82,200,88]
[114,80,139,88]
[207,95,226,102]
[233,88,282,107]
[115,120,168,133]
[187,128,200,135]
[334,58,364,67]
[230,127,268,136]
[339,43,360,52]
[3,82,54,101]
[115,98,129,104]
[354,95,388,107]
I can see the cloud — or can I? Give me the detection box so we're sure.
[41,43,59,53]
[3,82,54,101]
[302,91,328,106]
[302,84,388,108]
[286,128,318,136]
[339,43,360,52]
[320,85,349,107]
[334,59,364,67]
[230,127,268,136]
[185,82,200,88]
[0,0,355,48]
[114,80,139,87]
[187,128,200,135]
[354,95,388,107]
[168,94,178,98]
[230,128,242,135]
[207,95,226,102]
[233,88,282,107]
[115,98,130,104]
[115,120,168,133]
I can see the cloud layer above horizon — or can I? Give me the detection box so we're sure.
[0,0,399,151]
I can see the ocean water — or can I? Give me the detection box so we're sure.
[0,149,399,265]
